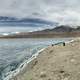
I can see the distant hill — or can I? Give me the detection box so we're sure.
[20,25,80,38]
[76,26,80,31]
[1,25,80,38]
[50,25,76,32]
[32,25,77,33]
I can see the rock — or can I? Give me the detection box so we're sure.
[40,71,47,78]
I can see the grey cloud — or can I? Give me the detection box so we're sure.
[0,0,80,25]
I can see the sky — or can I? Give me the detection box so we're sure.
[0,0,80,32]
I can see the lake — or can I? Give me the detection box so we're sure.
[0,38,72,80]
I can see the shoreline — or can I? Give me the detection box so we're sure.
[4,47,47,80]
[7,38,74,80]
[24,38,80,80]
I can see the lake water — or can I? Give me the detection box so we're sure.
[0,38,72,80]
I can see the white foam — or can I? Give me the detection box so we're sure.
[4,47,46,80]
[65,39,74,44]
[3,38,74,80]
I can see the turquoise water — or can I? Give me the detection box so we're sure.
[0,38,72,80]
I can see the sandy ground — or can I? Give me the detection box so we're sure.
[11,38,80,80]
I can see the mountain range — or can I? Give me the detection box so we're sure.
[38,25,80,32]
[1,25,80,38]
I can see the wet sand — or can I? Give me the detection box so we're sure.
[11,38,80,80]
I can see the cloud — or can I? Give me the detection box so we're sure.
[0,0,80,25]
[0,27,40,32]
[0,26,55,32]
